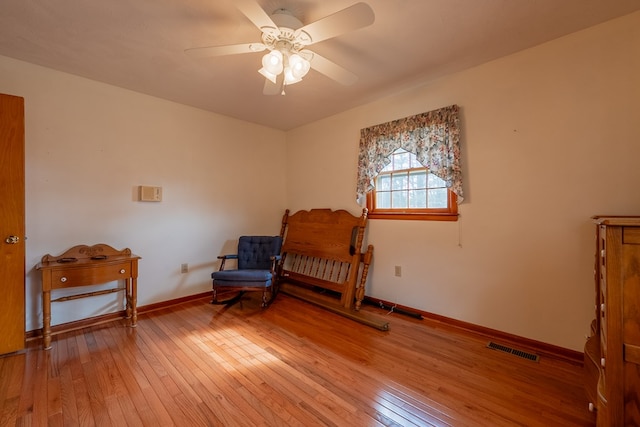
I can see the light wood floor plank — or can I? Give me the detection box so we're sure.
[195,308,371,426]
[59,365,79,426]
[179,316,308,426]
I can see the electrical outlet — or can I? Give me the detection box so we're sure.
[394,265,402,277]
[181,263,188,273]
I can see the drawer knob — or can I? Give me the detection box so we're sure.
[601,357,606,368]
[600,303,605,312]
[588,402,596,412]
[60,277,67,282]
[120,269,126,274]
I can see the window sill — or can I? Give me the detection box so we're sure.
[367,212,459,221]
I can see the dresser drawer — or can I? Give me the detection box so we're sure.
[50,261,132,289]
[623,227,640,244]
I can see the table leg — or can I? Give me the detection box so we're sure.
[43,290,52,350]
[130,277,137,327]
[125,278,132,320]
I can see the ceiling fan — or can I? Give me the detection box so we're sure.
[185,1,375,95]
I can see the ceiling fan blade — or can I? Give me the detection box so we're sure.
[263,73,284,95]
[296,2,375,45]
[236,0,279,34]
[308,51,358,86]
[184,43,265,58]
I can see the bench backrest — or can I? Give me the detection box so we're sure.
[278,208,368,308]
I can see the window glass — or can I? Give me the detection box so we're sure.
[367,148,458,221]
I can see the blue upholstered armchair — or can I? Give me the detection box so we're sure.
[211,236,283,307]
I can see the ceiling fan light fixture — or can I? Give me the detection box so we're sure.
[258,67,278,84]
[283,67,302,85]
[288,53,310,79]
[259,48,310,87]
[261,50,283,75]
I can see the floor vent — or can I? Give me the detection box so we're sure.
[487,341,540,362]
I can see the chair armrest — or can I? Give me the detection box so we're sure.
[269,255,282,273]
[217,254,238,271]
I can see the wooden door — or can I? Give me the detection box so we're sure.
[0,93,25,354]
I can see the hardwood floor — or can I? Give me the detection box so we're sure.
[0,293,594,426]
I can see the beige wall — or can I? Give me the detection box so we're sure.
[286,11,640,351]
[0,56,287,331]
[2,11,638,351]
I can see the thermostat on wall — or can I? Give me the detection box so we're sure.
[139,185,162,202]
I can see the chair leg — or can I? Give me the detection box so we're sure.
[211,285,218,304]
[261,286,277,308]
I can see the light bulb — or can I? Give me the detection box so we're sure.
[288,54,310,79]
[284,67,302,85]
[262,51,283,75]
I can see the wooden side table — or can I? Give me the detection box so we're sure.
[36,244,141,350]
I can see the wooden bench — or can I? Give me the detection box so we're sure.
[277,208,388,330]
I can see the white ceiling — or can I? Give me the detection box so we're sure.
[1,1,638,130]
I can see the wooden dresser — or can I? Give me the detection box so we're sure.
[36,244,140,350]
[585,216,640,425]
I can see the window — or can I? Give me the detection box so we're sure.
[356,104,463,221]
[367,149,458,221]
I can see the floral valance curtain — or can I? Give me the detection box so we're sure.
[356,104,463,204]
